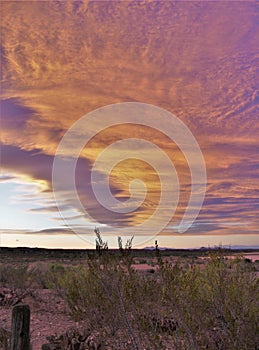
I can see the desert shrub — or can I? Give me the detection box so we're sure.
[48,263,65,273]
[0,263,31,289]
[202,254,258,350]
[56,256,134,335]
[29,268,49,289]
[51,254,163,348]
[31,263,68,291]
[52,252,258,350]
[159,252,259,350]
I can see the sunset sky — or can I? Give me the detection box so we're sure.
[1,1,258,249]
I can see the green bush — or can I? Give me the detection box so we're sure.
[55,252,258,350]
[159,253,258,349]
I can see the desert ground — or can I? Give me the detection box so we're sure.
[0,247,258,350]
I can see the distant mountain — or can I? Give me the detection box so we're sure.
[144,245,259,251]
[219,245,259,250]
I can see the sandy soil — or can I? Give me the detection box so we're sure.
[0,288,78,350]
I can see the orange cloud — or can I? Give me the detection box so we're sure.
[1,1,258,242]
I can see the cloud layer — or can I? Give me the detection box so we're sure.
[1,1,258,245]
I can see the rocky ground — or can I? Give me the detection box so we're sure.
[0,288,80,350]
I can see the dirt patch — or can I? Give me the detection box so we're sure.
[0,289,78,350]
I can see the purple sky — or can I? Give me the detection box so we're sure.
[1,1,258,249]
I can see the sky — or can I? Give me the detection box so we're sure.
[0,1,258,249]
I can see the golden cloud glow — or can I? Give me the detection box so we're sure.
[1,1,258,246]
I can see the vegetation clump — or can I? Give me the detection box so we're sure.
[43,245,258,350]
[0,238,258,350]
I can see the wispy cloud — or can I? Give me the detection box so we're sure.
[1,1,258,246]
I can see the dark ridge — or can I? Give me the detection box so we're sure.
[0,246,258,261]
